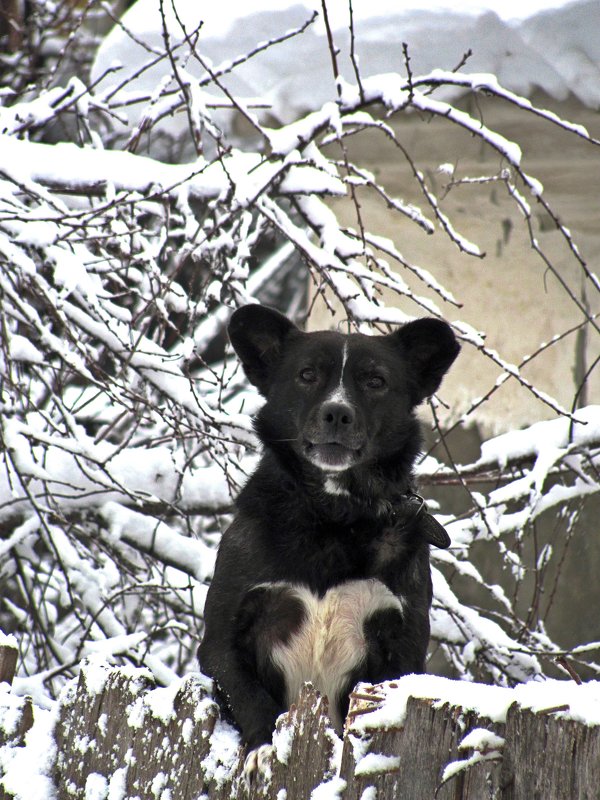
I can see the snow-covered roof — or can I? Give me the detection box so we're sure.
[91,0,600,139]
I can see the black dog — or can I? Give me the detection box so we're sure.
[198,304,460,775]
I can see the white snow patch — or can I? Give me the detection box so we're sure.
[354,753,401,777]
[181,717,194,744]
[441,728,504,783]
[85,773,109,800]
[351,674,600,735]
[310,776,347,799]
[0,684,24,737]
[144,679,184,724]
[200,718,241,788]
[476,405,600,468]
[0,631,18,648]
[82,662,112,697]
[106,767,127,800]
[272,722,294,765]
[8,335,44,364]
[150,772,167,799]
[359,788,378,800]
[84,632,147,659]
[458,727,504,752]
[0,703,58,800]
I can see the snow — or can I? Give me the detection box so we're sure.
[0,425,249,527]
[440,727,504,783]
[458,727,505,751]
[84,632,148,659]
[475,404,600,469]
[359,788,377,800]
[143,681,182,724]
[267,104,341,156]
[8,336,45,365]
[0,135,344,205]
[354,752,401,776]
[0,684,23,737]
[100,502,216,583]
[0,701,58,800]
[310,776,347,799]
[0,631,17,649]
[122,673,205,732]
[84,773,108,800]
[199,718,241,788]
[2,664,600,798]
[181,717,194,744]
[521,0,600,107]
[272,722,294,765]
[431,567,542,682]
[105,767,127,800]
[350,674,600,735]
[82,662,112,697]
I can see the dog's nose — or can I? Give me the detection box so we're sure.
[320,402,355,429]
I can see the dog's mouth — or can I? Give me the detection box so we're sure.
[304,441,361,472]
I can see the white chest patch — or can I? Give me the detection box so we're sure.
[269,579,404,731]
[323,477,350,496]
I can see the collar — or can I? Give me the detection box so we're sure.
[390,492,451,549]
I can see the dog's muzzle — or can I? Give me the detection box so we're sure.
[303,400,365,472]
[304,441,361,472]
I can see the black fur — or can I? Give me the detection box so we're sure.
[198,305,460,750]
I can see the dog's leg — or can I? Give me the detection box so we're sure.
[198,637,284,749]
[363,605,429,683]
[200,580,307,783]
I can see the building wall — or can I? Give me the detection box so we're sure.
[310,93,600,664]
[310,92,600,437]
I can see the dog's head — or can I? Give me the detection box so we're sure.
[229,304,460,473]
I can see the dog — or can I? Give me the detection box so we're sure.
[198,304,460,778]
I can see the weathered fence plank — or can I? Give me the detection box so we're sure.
[263,691,342,799]
[3,657,600,800]
[0,647,17,688]
[54,665,221,799]
[0,696,34,800]
[53,667,339,800]
[0,641,34,800]
[501,702,600,800]
[342,689,504,800]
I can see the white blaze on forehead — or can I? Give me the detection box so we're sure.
[326,339,350,405]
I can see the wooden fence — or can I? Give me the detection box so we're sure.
[1,642,599,799]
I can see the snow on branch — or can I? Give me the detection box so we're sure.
[1,2,599,700]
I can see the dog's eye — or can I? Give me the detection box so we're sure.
[299,367,317,384]
[365,375,386,389]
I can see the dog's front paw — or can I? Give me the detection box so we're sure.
[243,743,274,790]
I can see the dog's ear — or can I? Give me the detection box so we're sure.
[228,304,297,395]
[392,318,460,404]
